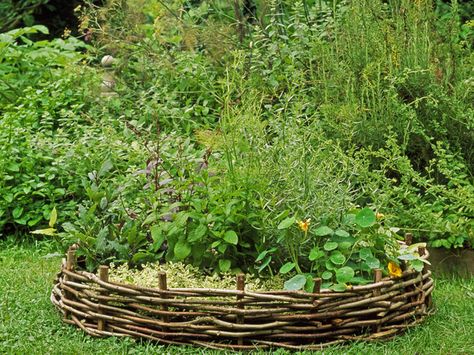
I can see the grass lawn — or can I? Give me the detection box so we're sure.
[1,243,473,355]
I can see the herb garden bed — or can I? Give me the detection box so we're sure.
[51,245,434,350]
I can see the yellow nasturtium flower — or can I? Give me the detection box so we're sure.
[297,219,311,233]
[388,261,402,278]
[376,212,385,220]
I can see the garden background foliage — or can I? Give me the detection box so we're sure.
[0,0,473,290]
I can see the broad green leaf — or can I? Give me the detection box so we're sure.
[323,241,338,251]
[309,247,325,261]
[279,262,296,274]
[355,208,376,228]
[188,224,207,242]
[321,271,333,280]
[336,266,355,284]
[219,259,231,272]
[278,216,296,230]
[366,256,381,269]
[12,207,23,219]
[49,207,57,228]
[174,240,191,260]
[315,226,334,236]
[330,251,346,265]
[284,274,307,291]
[223,230,238,245]
[150,225,165,250]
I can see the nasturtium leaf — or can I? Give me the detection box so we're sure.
[315,226,334,236]
[279,262,296,274]
[323,241,338,251]
[410,259,424,272]
[330,283,347,292]
[304,276,315,293]
[309,247,324,261]
[278,216,296,230]
[338,241,353,250]
[284,274,307,291]
[335,229,350,238]
[359,247,373,260]
[325,260,336,270]
[355,208,376,228]
[336,266,355,284]
[366,256,380,269]
[330,252,346,265]
[350,276,371,285]
[219,259,231,272]
[174,240,191,260]
[321,271,333,280]
[223,230,238,245]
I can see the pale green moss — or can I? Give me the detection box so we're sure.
[107,261,285,291]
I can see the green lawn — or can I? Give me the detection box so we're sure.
[1,243,473,355]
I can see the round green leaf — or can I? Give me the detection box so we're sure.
[174,240,191,260]
[366,256,380,269]
[315,226,334,236]
[330,251,346,265]
[309,247,325,261]
[325,259,336,270]
[330,283,347,292]
[338,241,353,250]
[359,247,373,260]
[284,274,307,291]
[336,266,355,283]
[278,216,296,230]
[321,271,333,280]
[355,208,376,228]
[219,259,231,272]
[279,262,296,274]
[323,241,338,251]
[410,259,424,272]
[223,230,238,245]
[335,229,350,238]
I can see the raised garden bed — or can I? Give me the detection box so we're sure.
[51,246,434,351]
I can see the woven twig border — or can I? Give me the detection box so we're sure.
[51,243,434,350]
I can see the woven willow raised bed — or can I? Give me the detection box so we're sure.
[51,245,434,350]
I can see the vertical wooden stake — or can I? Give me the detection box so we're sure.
[418,246,431,307]
[236,273,245,346]
[66,249,76,271]
[97,265,109,332]
[373,268,382,333]
[64,250,76,318]
[158,272,169,325]
[312,277,322,306]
